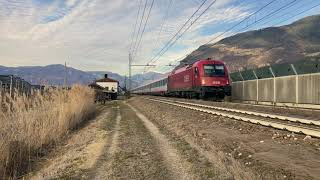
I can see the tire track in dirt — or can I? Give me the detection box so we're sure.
[131,97,320,179]
[108,107,121,155]
[129,98,258,179]
[93,106,121,179]
[127,103,195,180]
[93,102,172,180]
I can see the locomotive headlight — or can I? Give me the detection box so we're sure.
[226,80,229,85]
[201,79,206,85]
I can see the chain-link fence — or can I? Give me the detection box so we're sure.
[230,59,320,82]
[0,75,32,96]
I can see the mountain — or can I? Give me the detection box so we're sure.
[0,64,163,87]
[88,71,165,88]
[0,64,96,86]
[89,71,125,86]
[179,15,320,72]
[132,72,165,86]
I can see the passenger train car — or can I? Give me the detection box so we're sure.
[131,58,231,99]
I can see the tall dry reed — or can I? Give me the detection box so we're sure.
[0,85,96,178]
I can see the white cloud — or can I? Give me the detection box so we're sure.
[66,0,78,7]
[0,0,251,75]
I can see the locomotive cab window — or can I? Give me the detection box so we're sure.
[203,64,225,76]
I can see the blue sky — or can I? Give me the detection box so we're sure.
[0,0,319,75]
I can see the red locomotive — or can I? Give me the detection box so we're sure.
[132,58,231,99]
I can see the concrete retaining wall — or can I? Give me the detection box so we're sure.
[243,80,257,101]
[231,73,320,105]
[275,76,296,103]
[298,74,320,104]
[258,78,274,102]
[231,82,243,100]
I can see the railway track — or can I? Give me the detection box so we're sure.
[146,97,320,138]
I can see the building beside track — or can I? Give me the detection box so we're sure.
[89,74,119,101]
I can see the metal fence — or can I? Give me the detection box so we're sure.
[230,59,320,106]
[0,75,32,96]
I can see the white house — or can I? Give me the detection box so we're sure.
[95,74,118,93]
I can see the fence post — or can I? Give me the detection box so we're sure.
[21,80,24,95]
[252,70,259,103]
[291,64,298,104]
[239,70,245,101]
[269,67,276,104]
[9,75,13,97]
[0,80,2,97]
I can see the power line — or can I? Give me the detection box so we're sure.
[131,0,148,56]
[157,0,312,73]
[153,0,173,53]
[257,0,301,29]
[234,0,298,34]
[145,0,318,74]
[273,2,320,26]
[145,0,275,72]
[183,0,298,61]
[147,0,209,64]
[129,0,143,53]
[205,0,277,44]
[151,0,217,63]
[133,0,155,59]
[144,0,217,72]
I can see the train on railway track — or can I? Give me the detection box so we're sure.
[131,58,231,99]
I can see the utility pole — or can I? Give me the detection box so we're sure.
[129,53,132,91]
[64,62,68,88]
[124,75,127,91]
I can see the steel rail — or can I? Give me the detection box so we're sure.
[217,101,320,112]
[156,98,320,126]
[147,98,320,138]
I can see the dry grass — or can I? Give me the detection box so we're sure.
[0,85,96,178]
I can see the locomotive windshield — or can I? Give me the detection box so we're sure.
[203,64,225,76]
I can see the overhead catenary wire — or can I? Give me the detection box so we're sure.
[273,2,320,26]
[232,0,298,35]
[152,0,173,54]
[144,0,218,73]
[147,0,209,64]
[205,0,278,44]
[131,0,148,56]
[133,0,155,60]
[157,0,318,73]
[129,0,143,53]
[150,0,218,64]
[256,0,302,29]
[179,0,300,62]
[144,0,276,73]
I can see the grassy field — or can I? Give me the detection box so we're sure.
[0,85,96,178]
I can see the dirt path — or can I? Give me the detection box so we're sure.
[92,101,173,179]
[127,103,195,180]
[29,101,205,179]
[93,106,122,179]
[129,97,320,180]
[29,98,287,179]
